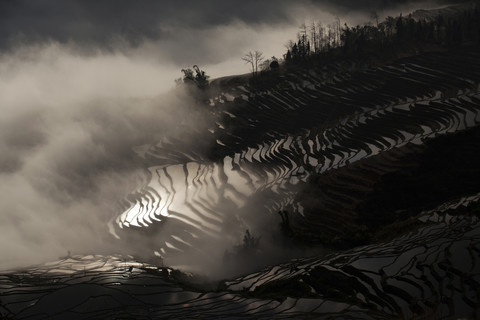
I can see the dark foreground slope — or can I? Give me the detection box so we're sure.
[0,213,478,319]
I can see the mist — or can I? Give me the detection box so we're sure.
[0,42,214,269]
[0,0,464,273]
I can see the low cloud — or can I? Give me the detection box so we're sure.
[0,43,213,269]
[0,0,466,270]
[1,1,463,65]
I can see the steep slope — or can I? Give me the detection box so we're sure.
[4,43,479,320]
[1,210,478,319]
[112,46,480,260]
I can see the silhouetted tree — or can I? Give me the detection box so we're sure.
[181,68,194,82]
[280,4,479,67]
[285,49,292,61]
[385,16,396,38]
[192,65,209,89]
[311,21,318,53]
[396,14,404,39]
[270,60,280,70]
[291,43,298,56]
[242,50,264,77]
[179,65,209,89]
[242,229,260,250]
[371,11,379,27]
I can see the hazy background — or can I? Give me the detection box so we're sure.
[0,0,463,79]
[0,0,464,269]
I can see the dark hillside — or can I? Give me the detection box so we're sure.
[2,3,480,320]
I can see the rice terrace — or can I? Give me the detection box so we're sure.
[0,1,479,319]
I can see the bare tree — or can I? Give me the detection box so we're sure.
[242,50,264,77]
[318,23,325,52]
[334,16,341,46]
[385,16,395,37]
[327,24,333,49]
[300,22,308,48]
[310,21,316,53]
[371,11,379,27]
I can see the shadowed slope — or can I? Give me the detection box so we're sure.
[112,46,480,262]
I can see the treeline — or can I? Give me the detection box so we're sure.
[284,5,480,63]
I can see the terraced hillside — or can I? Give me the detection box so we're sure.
[112,46,480,257]
[2,44,480,318]
[1,212,478,319]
